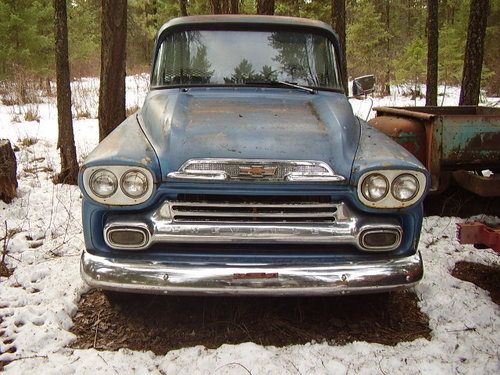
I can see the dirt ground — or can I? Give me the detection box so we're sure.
[71,290,431,354]
[452,261,500,305]
[424,184,500,218]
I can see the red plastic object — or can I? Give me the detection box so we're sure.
[457,222,500,253]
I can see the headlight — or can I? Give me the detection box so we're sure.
[83,165,154,205]
[361,173,389,201]
[392,174,419,201]
[121,170,148,198]
[357,169,427,208]
[90,169,118,197]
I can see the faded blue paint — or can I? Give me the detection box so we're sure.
[81,114,161,181]
[351,121,428,179]
[440,116,500,164]
[138,88,359,180]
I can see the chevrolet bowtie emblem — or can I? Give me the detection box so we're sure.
[238,165,277,178]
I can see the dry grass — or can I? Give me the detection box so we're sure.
[126,105,140,117]
[424,185,500,217]
[23,106,40,122]
[17,137,38,147]
[71,79,99,119]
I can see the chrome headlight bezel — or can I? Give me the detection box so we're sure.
[82,165,154,205]
[357,170,427,208]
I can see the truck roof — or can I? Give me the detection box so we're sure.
[157,15,336,38]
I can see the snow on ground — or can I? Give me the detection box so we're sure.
[0,79,499,374]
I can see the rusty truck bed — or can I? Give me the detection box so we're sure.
[369,106,500,196]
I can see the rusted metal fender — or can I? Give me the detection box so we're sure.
[350,120,428,188]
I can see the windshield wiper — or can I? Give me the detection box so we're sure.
[245,80,316,94]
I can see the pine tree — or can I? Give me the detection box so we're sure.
[394,37,427,99]
[179,0,188,16]
[346,0,389,82]
[0,0,54,78]
[67,0,100,76]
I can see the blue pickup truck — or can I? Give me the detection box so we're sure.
[79,15,429,296]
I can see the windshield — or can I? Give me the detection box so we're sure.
[151,29,342,90]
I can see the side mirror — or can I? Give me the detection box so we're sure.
[352,75,375,97]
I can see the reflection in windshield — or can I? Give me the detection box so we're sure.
[152,30,341,90]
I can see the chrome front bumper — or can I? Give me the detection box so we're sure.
[81,251,423,296]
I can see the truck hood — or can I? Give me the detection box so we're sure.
[138,88,360,182]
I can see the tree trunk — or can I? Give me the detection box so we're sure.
[179,0,188,16]
[230,0,239,14]
[221,0,230,14]
[425,0,439,106]
[53,0,78,185]
[257,0,275,15]
[0,140,17,203]
[459,0,490,106]
[99,0,127,141]
[210,0,222,14]
[331,0,347,93]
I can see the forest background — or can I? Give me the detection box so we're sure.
[0,0,499,97]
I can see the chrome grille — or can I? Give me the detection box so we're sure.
[167,158,346,182]
[184,161,330,180]
[167,196,338,224]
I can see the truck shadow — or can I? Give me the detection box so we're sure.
[424,184,500,217]
[71,290,430,354]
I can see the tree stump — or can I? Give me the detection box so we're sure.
[0,139,18,203]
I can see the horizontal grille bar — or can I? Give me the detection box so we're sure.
[168,198,338,224]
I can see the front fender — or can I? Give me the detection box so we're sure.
[351,120,429,184]
[79,114,161,182]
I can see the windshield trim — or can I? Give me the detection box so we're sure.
[150,23,346,94]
